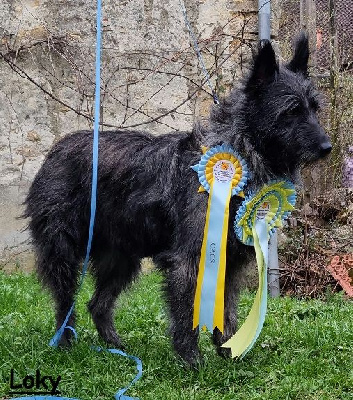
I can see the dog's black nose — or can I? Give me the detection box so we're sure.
[320,142,332,157]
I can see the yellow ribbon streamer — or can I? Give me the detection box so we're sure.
[222,221,267,357]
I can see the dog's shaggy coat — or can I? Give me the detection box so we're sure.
[25,36,331,365]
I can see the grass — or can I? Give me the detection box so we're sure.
[0,270,352,400]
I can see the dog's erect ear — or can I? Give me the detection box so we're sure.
[287,33,309,75]
[245,40,278,92]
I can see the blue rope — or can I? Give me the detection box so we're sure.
[13,1,142,399]
[178,0,220,105]
[94,347,143,400]
[49,0,102,351]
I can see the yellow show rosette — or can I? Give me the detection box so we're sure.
[192,144,249,333]
[222,180,296,358]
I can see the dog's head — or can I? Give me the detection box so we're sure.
[243,34,332,174]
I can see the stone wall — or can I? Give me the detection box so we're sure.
[0,0,276,270]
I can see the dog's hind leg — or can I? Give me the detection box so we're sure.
[88,249,140,348]
[35,233,81,346]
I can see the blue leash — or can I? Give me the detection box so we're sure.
[13,1,142,399]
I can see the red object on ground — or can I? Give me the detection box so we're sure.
[327,254,353,297]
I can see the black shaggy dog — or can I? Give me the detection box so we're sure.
[25,35,331,365]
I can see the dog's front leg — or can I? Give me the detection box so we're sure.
[212,263,240,358]
[163,259,201,367]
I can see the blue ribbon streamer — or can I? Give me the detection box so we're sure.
[93,347,143,400]
[49,0,102,350]
[12,347,142,400]
[199,179,231,331]
[12,2,142,400]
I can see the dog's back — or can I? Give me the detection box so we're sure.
[25,129,200,258]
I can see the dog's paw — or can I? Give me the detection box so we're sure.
[55,328,76,348]
[177,348,203,369]
[216,345,232,359]
[101,330,125,350]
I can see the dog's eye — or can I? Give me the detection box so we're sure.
[286,105,302,117]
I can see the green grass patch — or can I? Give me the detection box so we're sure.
[0,271,352,400]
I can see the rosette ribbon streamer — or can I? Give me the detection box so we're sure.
[192,145,248,332]
[222,180,296,358]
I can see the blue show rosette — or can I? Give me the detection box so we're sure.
[223,180,296,358]
[192,144,249,333]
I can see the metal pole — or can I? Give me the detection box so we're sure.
[268,231,280,297]
[258,0,271,41]
[258,0,280,297]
